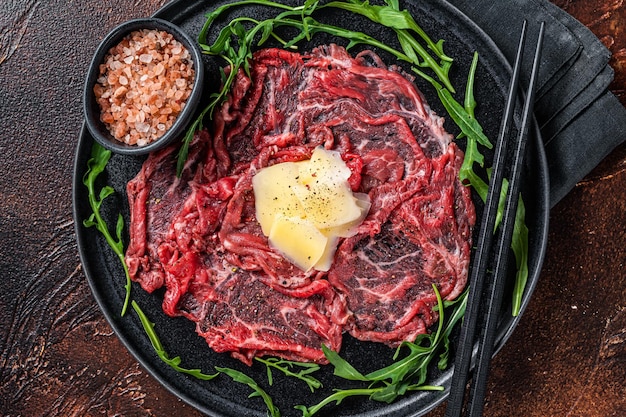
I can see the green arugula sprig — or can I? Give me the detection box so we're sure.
[256,357,322,392]
[82,143,132,316]
[132,300,281,416]
[295,286,467,416]
[82,145,279,415]
[217,367,282,417]
[132,301,220,380]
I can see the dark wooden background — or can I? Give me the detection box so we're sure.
[0,0,624,416]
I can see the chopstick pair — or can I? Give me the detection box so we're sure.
[445,20,545,417]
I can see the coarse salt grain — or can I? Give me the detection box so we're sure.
[93,28,195,146]
[139,53,153,63]
[154,62,165,76]
[135,122,150,133]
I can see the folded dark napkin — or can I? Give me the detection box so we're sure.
[448,0,626,206]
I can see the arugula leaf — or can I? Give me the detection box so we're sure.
[216,366,281,417]
[321,344,369,381]
[322,0,454,91]
[455,50,529,315]
[82,143,131,316]
[511,196,529,316]
[131,301,219,380]
[294,388,385,417]
[255,357,322,392]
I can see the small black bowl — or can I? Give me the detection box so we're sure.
[83,18,204,155]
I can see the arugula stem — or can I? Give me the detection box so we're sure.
[255,357,322,392]
[132,301,281,415]
[82,143,132,316]
[216,366,281,417]
[131,301,220,380]
[295,388,388,417]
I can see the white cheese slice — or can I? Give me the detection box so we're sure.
[252,161,303,236]
[321,192,372,238]
[312,234,339,272]
[268,215,328,272]
[252,146,371,272]
[292,148,363,229]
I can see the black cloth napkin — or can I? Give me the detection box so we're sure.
[448,0,626,206]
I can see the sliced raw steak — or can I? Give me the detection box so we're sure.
[125,44,475,363]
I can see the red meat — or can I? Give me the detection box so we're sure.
[125,45,475,364]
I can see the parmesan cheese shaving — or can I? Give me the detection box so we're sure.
[252,147,371,271]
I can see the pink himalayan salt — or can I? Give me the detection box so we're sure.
[93,28,195,146]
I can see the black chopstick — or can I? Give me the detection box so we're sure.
[466,20,545,417]
[444,21,529,417]
[445,20,545,417]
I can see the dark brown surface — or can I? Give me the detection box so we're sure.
[0,0,624,416]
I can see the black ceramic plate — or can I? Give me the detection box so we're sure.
[73,1,549,416]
